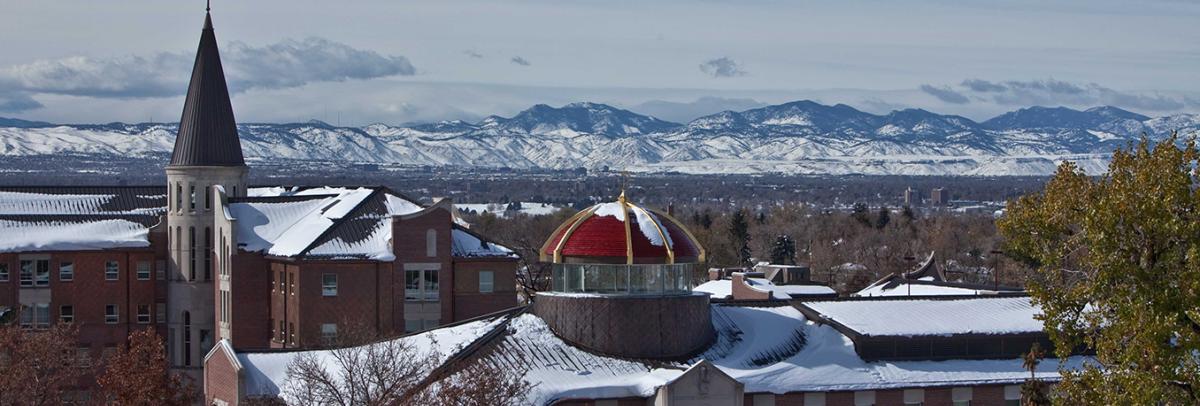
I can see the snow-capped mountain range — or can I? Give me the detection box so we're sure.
[1,101,1197,176]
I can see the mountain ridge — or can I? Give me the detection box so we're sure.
[1,101,1197,176]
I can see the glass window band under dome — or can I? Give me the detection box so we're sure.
[551,263,693,295]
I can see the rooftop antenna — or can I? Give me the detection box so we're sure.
[206,0,211,12]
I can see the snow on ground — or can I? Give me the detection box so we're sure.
[456,202,562,218]
[0,218,151,252]
[801,297,1042,336]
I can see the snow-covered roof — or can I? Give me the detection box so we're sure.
[229,302,1083,405]
[451,227,517,258]
[237,316,506,398]
[695,279,835,300]
[855,282,998,297]
[0,217,154,253]
[0,186,164,253]
[800,296,1043,337]
[230,186,514,260]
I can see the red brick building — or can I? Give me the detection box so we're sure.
[0,7,519,398]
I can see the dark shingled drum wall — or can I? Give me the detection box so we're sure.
[534,293,714,359]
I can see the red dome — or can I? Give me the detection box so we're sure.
[540,197,705,264]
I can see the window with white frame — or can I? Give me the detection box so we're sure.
[104,261,119,281]
[0,263,8,282]
[478,271,494,293]
[321,323,338,341]
[854,391,876,406]
[136,261,151,280]
[405,319,422,333]
[803,393,826,406]
[34,303,50,328]
[156,303,166,323]
[405,269,440,301]
[322,274,338,296]
[60,305,74,323]
[1003,385,1021,406]
[903,389,924,406]
[952,387,972,406]
[21,260,49,287]
[105,304,118,324]
[59,261,74,281]
[137,304,151,324]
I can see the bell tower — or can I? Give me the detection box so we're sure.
[165,4,247,375]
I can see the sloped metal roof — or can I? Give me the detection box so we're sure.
[169,12,245,167]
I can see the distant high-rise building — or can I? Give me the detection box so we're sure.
[930,187,949,206]
[904,187,920,206]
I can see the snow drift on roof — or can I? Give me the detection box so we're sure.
[801,296,1043,337]
[238,317,505,398]
[451,228,517,258]
[856,282,994,297]
[0,218,150,252]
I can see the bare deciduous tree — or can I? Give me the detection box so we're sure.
[0,323,86,406]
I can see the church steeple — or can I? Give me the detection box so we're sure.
[169,6,244,167]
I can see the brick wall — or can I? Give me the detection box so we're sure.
[451,258,518,320]
[392,206,453,324]
[227,252,269,348]
[534,293,714,359]
[203,343,241,406]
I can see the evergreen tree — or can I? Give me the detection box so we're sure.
[729,208,752,266]
[770,234,796,265]
[851,203,872,227]
[875,206,891,229]
[998,134,1200,404]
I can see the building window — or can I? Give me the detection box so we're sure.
[321,323,338,342]
[288,322,295,344]
[424,270,439,301]
[188,227,196,281]
[156,260,166,280]
[426,229,437,257]
[405,319,422,333]
[278,320,286,342]
[479,271,494,293]
[951,387,972,406]
[59,261,74,282]
[183,311,192,366]
[854,390,875,406]
[60,305,74,323]
[423,318,439,330]
[204,227,212,281]
[322,274,338,296]
[803,392,826,406]
[405,270,421,300]
[288,272,295,295]
[0,263,7,282]
[105,261,119,281]
[205,186,212,210]
[175,183,182,211]
[22,304,50,328]
[105,304,119,324]
[156,303,166,324]
[1003,385,1021,406]
[903,389,924,406]
[136,261,151,280]
[21,260,49,287]
[405,269,439,301]
[135,305,151,324]
[189,184,196,210]
[278,270,286,292]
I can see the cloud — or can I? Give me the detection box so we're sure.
[953,78,1192,111]
[919,84,969,104]
[510,56,531,66]
[699,57,746,78]
[463,50,484,59]
[0,37,414,100]
[0,92,43,113]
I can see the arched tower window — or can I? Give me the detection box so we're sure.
[175,182,182,212]
[204,227,212,281]
[426,229,437,257]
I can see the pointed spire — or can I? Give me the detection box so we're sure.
[169,6,245,167]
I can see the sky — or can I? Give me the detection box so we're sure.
[1,0,1198,125]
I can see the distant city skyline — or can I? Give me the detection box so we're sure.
[1,0,1197,125]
